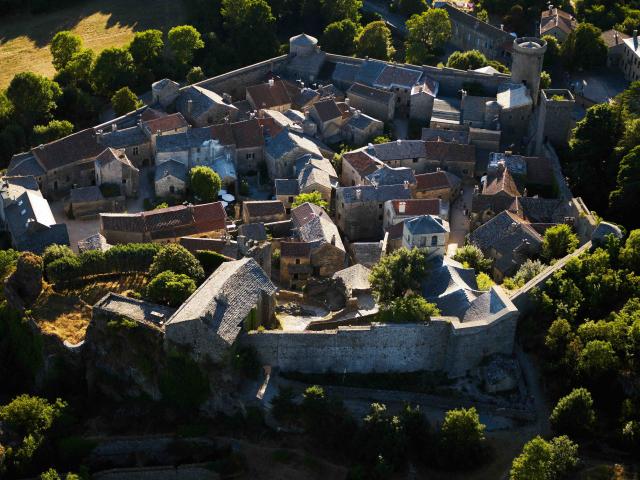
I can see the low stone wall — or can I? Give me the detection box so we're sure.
[93,464,219,480]
[244,305,518,378]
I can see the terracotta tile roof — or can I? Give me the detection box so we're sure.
[424,141,476,164]
[244,200,286,218]
[141,108,167,121]
[483,168,521,197]
[601,29,630,48]
[280,240,312,257]
[342,151,379,177]
[32,128,104,171]
[192,202,227,231]
[389,199,440,216]
[211,118,264,149]
[246,79,299,109]
[143,113,189,134]
[415,171,461,191]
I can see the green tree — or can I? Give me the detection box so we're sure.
[446,50,488,70]
[0,248,20,280]
[476,8,489,22]
[168,25,205,66]
[60,49,95,86]
[355,21,395,60]
[396,0,427,16]
[146,270,197,307]
[221,0,279,64]
[91,47,136,96]
[31,120,73,146]
[545,317,574,360]
[540,71,552,89]
[186,66,205,84]
[541,224,579,262]
[292,191,328,209]
[369,247,428,304]
[111,87,142,117]
[541,34,560,68]
[189,165,222,203]
[50,31,82,72]
[42,244,74,268]
[438,407,487,470]
[149,243,205,282]
[377,294,440,323]
[372,135,391,144]
[321,0,362,23]
[322,19,360,55]
[40,468,79,480]
[578,339,619,378]
[562,23,607,70]
[510,435,579,480]
[128,29,164,70]
[405,8,452,65]
[453,244,492,273]
[550,387,596,437]
[7,72,62,127]
[476,272,494,290]
[610,147,640,229]
[620,229,640,272]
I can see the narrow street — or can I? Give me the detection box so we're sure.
[446,180,475,257]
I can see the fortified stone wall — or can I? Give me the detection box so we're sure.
[422,66,510,97]
[243,309,518,378]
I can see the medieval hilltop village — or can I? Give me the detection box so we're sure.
[0,2,637,478]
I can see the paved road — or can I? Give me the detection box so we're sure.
[362,0,408,35]
[446,180,474,257]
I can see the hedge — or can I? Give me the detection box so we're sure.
[46,243,163,284]
[195,250,231,275]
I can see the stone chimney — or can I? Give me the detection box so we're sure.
[355,188,362,200]
[187,99,193,116]
[399,201,406,213]
[111,123,117,132]
[268,78,275,87]
[403,180,409,190]
[331,234,336,245]
[634,30,639,49]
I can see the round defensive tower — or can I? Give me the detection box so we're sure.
[511,37,547,106]
[289,33,318,57]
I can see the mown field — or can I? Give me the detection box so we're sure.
[0,0,189,88]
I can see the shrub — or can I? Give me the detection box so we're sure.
[194,249,229,275]
[149,244,205,282]
[438,407,488,470]
[542,224,579,262]
[550,387,596,437]
[476,272,494,290]
[369,247,429,304]
[146,271,196,307]
[0,248,20,280]
[453,244,492,273]
[42,244,73,268]
[377,294,440,323]
[510,435,578,480]
[291,191,328,210]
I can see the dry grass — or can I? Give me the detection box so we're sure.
[32,273,148,344]
[0,0,188,88]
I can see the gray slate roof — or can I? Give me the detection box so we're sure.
[166,257,276,345]
[155,160,188,182]
[69,186,104,203]
[266,129,322,161]
[100,126,148,149]
[332,264,371,296]
[238,223,267,242]
[337,184,412,204]
[365,164,415,187]
[275,178,300,197]
[7,153,45,177]
[177,85,237,120]
[155,128,214,153]
[404,215,449,235]
[349,242,383,268]
[371,140,426,161]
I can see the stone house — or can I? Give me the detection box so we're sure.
[347,83,396,121]
[496,83,533,149]
[424,141,476,178]
[342,110,384,145]
[370,140,428,172]
[275,179,300,213]
[383,198,443,229]
[372,64,431,117]
[210,119,265,175]
[66,185,124,220]
[602,29,630,69]
[176,85,239,127]
[413,170,462,201]
[443,4,513,62]
[469,210,543,281]
[165,257,277,363]
[3,188,69,253]
[242,200,287,224]
[402,215,450,256]
[154,160,187,198]
[290,202,346,278]
[142,113,190,152]
[99,125,152,168]
[364,164,416,188]
[308,99,347,139]
[335,184,412,241]
[0,175,40,225]
[264,129,323,179]
[151,78,181,108]
[94,148,139,198]
[246,79,300,112]
[279,240,313,290]
[341,150,381,186]
[539,7,577,43]
[100,202,227,244]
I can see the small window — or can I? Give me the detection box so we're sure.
[133,146,139,156]
[378,214,382,220]
[431,236,438,246]
[295,258,300,264]
[122,179,126,184]
[169,185,175,194]
[293,273,299,280]
[288,196,294,202]
[413,158,418,163]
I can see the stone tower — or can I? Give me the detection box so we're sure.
[511,37,547,106]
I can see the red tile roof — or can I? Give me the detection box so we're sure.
[144,113,189,134]
[386,221,404,239]
[246,79,299,109]
[192,202,228,231]
[211,118,265,149]
[389,199,440,216]
[342,151,379,177]
[483,168,521,197]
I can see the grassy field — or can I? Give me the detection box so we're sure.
[0,0,189,89]
[33,273,148,343]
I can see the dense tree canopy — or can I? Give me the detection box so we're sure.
[550,387,596,437]
[510,435,579,480]
[50,31,82,72]
[377,294,440,323]
[168,25,205,66]
[405,8,452,65]
[146,270,197,307]
[369,247,428,304]
[128,29,164,71]
[438,407,487,470]
[561,23,607,71]
[7,72,62,127]
[149,243,205,282]
[111,87,142,117]
[322,19,360,55]
[541,224,579,262]
[355,21,395,60]
[31,120,74,146]
[396,0,427,16]
[221,0,279,64]
[292,191,328,210]
[189,165,222,203]
[453,244,492,273]
[610,146,640,229]
[90,47,136,97]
